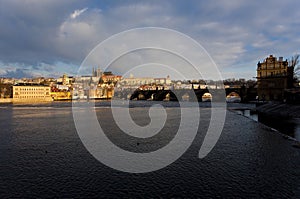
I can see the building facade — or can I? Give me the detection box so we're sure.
[257,55,293,101]
[118,75,172,89]
[13,85,53,102]
[100,72,122,85]
[119,77,155,87]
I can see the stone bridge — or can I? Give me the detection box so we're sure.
[115,87,257,102]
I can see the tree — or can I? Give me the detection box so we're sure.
[290,54,300,80]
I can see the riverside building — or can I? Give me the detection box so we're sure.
[256,55,294,101]
[12,84,53,102]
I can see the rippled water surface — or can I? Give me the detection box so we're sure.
[0,101,299,198]
[232,108,300,141]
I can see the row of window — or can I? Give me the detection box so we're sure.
[14,87,50,91]
[14,96,49,98]
[14,92,49,95]
[258,71,287,77]
[259,65,287,69]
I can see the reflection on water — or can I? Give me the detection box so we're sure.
[234,109,258,121]
[234,109,300,141]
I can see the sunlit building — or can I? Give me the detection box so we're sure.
[100,71,122,85]
[12,85,53,102]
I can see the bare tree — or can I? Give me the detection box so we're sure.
[290,54,299,79]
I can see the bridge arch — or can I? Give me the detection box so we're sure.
[181,93,190,101]
[226,92,241,102]
[202,92,212,102]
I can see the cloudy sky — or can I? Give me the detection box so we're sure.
[0,0,299,80]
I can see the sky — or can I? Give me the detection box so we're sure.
[0,0,299,80]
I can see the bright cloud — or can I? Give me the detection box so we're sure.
[70,8,88,19]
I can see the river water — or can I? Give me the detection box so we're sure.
[0,101,299,198]
[232,108,300,141]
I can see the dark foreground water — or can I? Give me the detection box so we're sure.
[232,108,300,141]
[0,101,299,198]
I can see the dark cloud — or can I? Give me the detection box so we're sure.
[3,68,32,78]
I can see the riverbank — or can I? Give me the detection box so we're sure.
[255,102,300,118]
[0,98,12,103]
[0,98,53,103]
